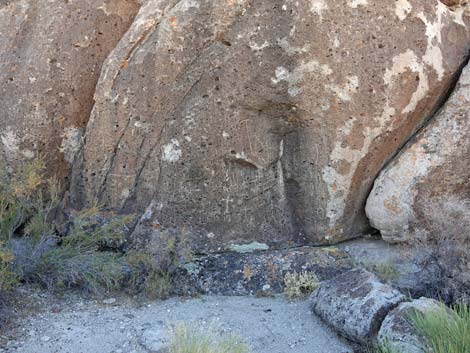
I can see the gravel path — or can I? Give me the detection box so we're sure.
[1,294,353,353]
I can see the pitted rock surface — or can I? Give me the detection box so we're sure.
[69,0,470,251]
[310,268,405,343]
[0,0,140,182]
[367,61,470,243]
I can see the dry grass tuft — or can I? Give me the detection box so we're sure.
[414,197,470,303]
[168,324,250,353]
[283,271,319,299]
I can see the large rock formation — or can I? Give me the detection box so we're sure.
[69,0,470,252]
[1,0,470,252]
[0,0,140,182]
[366,62,470,243]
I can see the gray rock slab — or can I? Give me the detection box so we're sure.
[311,268,405,343]
[378,297,446,353]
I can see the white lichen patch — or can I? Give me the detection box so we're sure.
[333,36,340,48]
[272,61,332,96]
[60,127,83,164]
[1,129,20,155]
[349,0,368,8]
[120,188,130,199]
[162,139,182,162]
[22,149,35,159]
[310,0,328,19]
[277,37,310,56]
[323,104,396,227]
[327,76,359,102]
[179,0,200,11]
[395,0,412,21]
[229,242,269,253]
[385,50,429,114]
[417,2,452,82]
[249,40,270,52]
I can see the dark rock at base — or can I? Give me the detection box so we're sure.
[172,246,353,296]
[311,268,405,344]
[340,238,442,298]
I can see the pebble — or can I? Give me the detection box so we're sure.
[103,298,116,305]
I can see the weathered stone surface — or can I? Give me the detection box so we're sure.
[340,238,441,298]
[378,298,445,353]
[366,62,470,243]
[70,0,470,251]
[310,268,405,343]
[171,246,352,296]
[0,0,140,182]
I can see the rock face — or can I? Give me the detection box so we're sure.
[378,298,444,353]
[366,62,470,243]
[68,0,470,251]
[310,268,405,343]
[0,0,140,182]
[311,269,405,343]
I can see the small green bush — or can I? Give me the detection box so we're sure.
[0,241,19,290]
[374,262,400,283]
[283,271,319,299]
[168,324,250,353]
[370,302,470,353]
[125,250,172,299]
[0,157,184,297]
[410,302,470,353]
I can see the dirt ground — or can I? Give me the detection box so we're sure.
[0,289,353,353]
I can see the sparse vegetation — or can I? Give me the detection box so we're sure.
[0,157,186,300]
[168,323,250,353]
[410,302,470,353]
[283,270,319,299]
[415,198,470,304]
[367,341,398,353]
[368,261,400,283]
[368,302,470,353]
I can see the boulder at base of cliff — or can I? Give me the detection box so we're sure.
[310,268,405,343]
[366,62,470,243]
[378,298,450,353]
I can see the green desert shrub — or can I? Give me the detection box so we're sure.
[168,324,250,353]
[365,261,400,283]
[367,341,398,353]
[369,303,470,353]
[125,250,173,299]
[283,270,319,298]
[410,302,470,353]
[0,157,183,297]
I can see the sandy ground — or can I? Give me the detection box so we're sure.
[0,292,353,353]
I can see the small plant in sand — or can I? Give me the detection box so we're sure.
[168,323,250,353]
[283,270,319,299]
